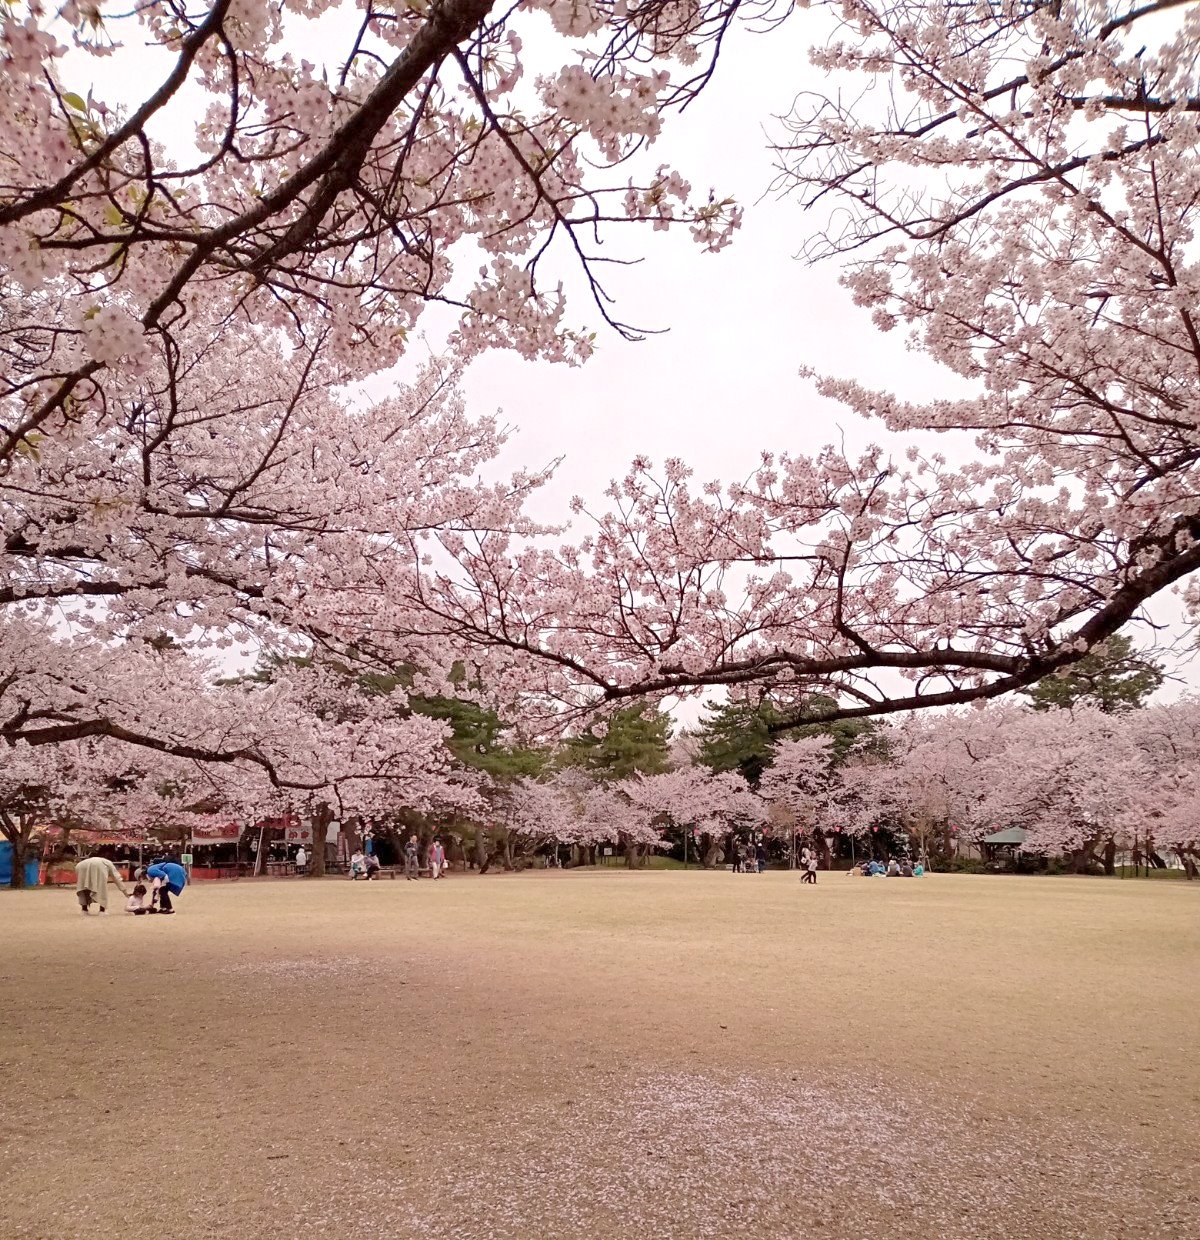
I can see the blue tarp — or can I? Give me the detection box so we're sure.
[0,841,41,887]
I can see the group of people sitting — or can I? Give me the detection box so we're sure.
[348,849,382,880]
[849,857,924,878]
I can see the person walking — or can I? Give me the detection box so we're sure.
[430,838,446,879]
[806,848,819,885]
[404,834,420,880]
[75,852,129,915]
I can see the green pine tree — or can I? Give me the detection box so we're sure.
[1026,634,1163,714]
[692,695,878,788]
[561,706,672,781]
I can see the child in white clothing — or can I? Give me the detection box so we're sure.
[126,882,151,914]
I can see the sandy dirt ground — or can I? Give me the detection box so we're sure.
[0,870,1197,1239]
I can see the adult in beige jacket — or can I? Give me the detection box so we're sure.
[75,854,128,915]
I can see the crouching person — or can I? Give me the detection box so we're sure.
[146,858,188,914]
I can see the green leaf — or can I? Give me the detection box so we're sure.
[62,92,88,114]
[15,433,44,462]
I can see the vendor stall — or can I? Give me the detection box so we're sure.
[188,821,242,878]
[39,827,154,885]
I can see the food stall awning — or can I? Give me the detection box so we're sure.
[189,822,241,845]
[41,827,153,846]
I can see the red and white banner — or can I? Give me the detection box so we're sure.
[284,823,313,845]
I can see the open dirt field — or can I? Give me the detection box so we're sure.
[1,871,1197,1239]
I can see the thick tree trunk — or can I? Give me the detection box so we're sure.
[479,842,504,875]
[9,835,28,889]
[1071,834,1102,874]
[1102,839,1116,877]
[623,837,646,868]
[309,804,331,877]
[702,835,722,868]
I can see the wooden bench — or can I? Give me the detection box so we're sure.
[349,862,445,879]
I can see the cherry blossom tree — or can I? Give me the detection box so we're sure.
[839,710,1008,864]
[0,733,241,886]
[0,738,128,887]
[7,0,1200,768]
[0,642,478,883]
[505,767,648,866]
[847,702,1161,873]
[1128,699,1200,875]
[970,707,1145,873]
[416,0,1200,724]
[502,762,761,869]
[2,0,756,787]
[619,764,764,866]
[0,340,548,763]
[757,735,835,865]
[1147,778,1200,876]
[1,0,749,443]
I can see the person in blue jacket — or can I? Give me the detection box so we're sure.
[146,858,187,914]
